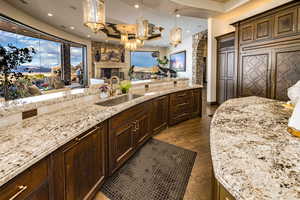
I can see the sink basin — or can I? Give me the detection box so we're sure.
[95,94,144,107]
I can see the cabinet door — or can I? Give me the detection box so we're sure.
[240,53,269,98]
[59,124,106,200]
[24,184,49,200]
[254,17,273,41]
[152,96,169,135]
[274,8,297,38]
[240,23,254,44]
[191,89,202,117]
[274,48,300,100]
[217,51,227,105]
[109,122,135,174]
[134,113,151,146]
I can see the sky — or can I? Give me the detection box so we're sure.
[0,30,83,72]
[131,51,158,68]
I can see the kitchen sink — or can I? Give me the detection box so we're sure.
[95,94,144,107]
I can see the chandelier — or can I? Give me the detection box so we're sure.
[125,40,138,51]
[170,27,182,47]
[120,33,129,44]
[136,17,149,40]
[83,0,106,33]
[170,9,182,47]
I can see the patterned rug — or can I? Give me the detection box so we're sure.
[101,139,197,200]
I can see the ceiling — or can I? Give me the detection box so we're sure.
[3,0,233,47]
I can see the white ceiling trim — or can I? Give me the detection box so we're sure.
[224,0,250,12]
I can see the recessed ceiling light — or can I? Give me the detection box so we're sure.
[187,30,190,33]
[87,35,91,38]
[70,26,75,30]
[176,14,181,18]
[47,13,53,17]
[134,4,139,8]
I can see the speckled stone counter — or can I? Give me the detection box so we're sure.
[0,84,201,187]
[210,96,300,200]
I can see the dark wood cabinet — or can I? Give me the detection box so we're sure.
[108,101,152,174]
[212,173,235,200]
[0,158,50,200]
[274,8,297,38]
[169,90,193,126]
[152,96,169,135]
[216,32,236,105]
[230,1,300,101]
[191,89,202,117]
[52,123,107,200]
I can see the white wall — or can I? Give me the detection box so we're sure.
[167,36,193,81]
[206,0,293,103]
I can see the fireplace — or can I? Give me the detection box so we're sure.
[100,68,124,80]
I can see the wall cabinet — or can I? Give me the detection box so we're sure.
[152,95,169,135]
[228,1,300,101]
[0,158,50,200]
[52,123,107,200]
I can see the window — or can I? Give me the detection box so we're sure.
[70,46,84,85]
[0,15,87,100]
[130,51,159,67]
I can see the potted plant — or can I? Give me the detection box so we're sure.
[0,45,35,100]
[119,80,132,94]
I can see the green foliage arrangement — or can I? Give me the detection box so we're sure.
[119,80,132,94]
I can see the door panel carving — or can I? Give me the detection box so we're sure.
[241,54,269,97]
[274,8,297,37]
[275,50,300,100]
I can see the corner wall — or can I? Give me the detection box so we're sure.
[206,0,293,103]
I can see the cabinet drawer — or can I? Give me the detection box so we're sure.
[170,90,192,105]
[0,158,48,200]
[110,101,151,129]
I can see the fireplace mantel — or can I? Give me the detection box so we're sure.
[94,62,128,69]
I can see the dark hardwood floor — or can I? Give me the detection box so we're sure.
[95,89,218,200]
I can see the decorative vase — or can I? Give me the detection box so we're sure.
[95,50,101,62]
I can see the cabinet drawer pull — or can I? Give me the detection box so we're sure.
[177,93,187,97]
[9,185,27,200]
[177,102,188,107]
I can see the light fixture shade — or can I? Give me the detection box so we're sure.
[125,40,137,51]
[120,33,129,44]
[83,0,105,33]
[136,17,149,40]
[136,38,144,47]
[170,27,182,47]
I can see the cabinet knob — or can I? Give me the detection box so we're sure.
[9,185,27,200]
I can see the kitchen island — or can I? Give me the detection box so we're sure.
[210,96,299,200]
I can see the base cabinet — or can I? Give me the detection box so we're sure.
[169,89,202,126]
[108,101,152,175]
[0,88,202,200]
[212,173,235,200]
[0,158,50,200]
[52,123,107,200]
[152,95,169,135]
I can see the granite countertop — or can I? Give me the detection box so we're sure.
[210,96,300,200]
[0,84,202,187]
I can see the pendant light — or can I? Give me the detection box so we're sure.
[170,9,182,47]
[125,40,137,51]
[136,0,149,40]
[120,33,129,44]
[83,0,106,33]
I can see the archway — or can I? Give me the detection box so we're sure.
[192,30,208,85]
